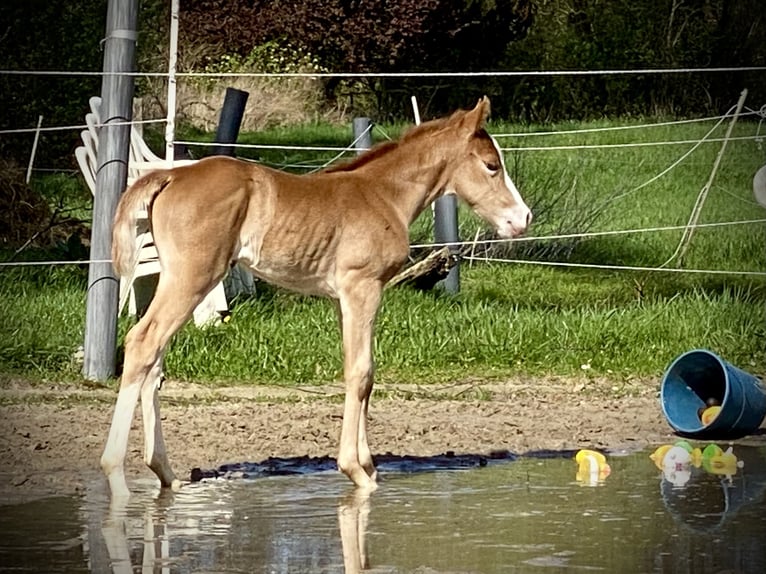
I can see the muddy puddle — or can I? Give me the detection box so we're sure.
[1,446,765,573]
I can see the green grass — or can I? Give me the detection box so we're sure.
[2,116,764,386]
[0,264,87,375]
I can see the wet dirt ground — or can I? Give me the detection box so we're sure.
[0,375,688,505]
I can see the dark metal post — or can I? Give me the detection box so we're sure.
[209,87,249,157]
[434,194,460,293]
[353,117,372,155]
[83,0,138,380]
[211,87,255,297]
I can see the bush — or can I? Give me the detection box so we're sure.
[140,40,341,133]
[0,160,90,255]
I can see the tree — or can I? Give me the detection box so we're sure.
[0,1,105,167]
[0,0,170,168]
[179,0,534,117]
[501,0,765,120]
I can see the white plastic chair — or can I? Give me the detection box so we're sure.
[754,164,766,208]
[75,97,228,326]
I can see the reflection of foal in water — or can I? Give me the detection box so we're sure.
[101,96,532,497]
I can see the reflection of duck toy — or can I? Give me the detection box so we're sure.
[575,449,611,485]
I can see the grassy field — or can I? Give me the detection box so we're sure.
[1,114,764,388]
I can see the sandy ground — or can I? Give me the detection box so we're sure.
[0,374,694,505]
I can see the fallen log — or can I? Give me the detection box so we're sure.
[387,246,459,291]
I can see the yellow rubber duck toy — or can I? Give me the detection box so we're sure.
[701,444,744,477]
[697,397,721,426]
[700,405,721,426]
[675,440,703,468]
[575,449,611,485]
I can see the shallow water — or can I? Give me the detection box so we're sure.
[2,447,765,573]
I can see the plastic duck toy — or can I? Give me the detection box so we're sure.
[701,444,744,478]
[650,441,744,485]
[656,444,696,486]
[700,405,721,426]
[649,445,673,470]
[650,441,702,470]
[575,449,611,485]
[697,397,721,425]
[675,440,703,467]
[661,445,691,471]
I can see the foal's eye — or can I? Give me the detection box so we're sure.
[484,161,500,173]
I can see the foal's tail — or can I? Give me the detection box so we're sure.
[112,170,172,277]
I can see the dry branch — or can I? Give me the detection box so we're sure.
[387,246,458,290]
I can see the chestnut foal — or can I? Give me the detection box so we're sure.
[102,96,531,497]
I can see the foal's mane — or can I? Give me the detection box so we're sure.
[322,141,399,174]
[322,114,456,174]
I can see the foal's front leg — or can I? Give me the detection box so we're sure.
[336,279,382,491]
[357,396,376,482]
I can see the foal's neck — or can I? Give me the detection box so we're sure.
[371,146,453,227]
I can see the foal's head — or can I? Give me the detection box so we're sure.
[442,97,531,238]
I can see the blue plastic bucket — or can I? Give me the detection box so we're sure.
[661,349,766,438]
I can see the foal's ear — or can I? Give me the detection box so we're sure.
[461,96,491,134]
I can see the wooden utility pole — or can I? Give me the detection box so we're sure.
[83,0,138,380]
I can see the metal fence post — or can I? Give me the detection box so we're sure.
[410,96,460,293]
[433,194,460,293]
[83,0,138,380]
[210,87,256,298]
[353,117,372,155]
[210,87,249,157]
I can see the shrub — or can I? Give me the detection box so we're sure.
[140,40,342,133]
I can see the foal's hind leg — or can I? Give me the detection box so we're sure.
[101,367,144,498]
[101,272,216,497]
[140,352,176,488]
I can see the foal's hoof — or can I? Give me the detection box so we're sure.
[169,478,183,492]
[355,477,379,494]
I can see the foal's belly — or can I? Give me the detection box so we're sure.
[234,238,338,298]
[250,262,337,297]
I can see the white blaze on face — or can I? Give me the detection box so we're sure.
[490,135,531,237]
